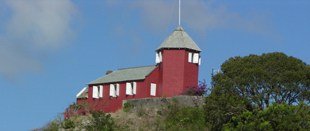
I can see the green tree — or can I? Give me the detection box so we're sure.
[204,93,250,130]
[205,52,310,130]
[224,104,310,130]
[213,52,309,109]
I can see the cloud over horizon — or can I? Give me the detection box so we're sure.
[106,0,273,35]
[0,0,76,78]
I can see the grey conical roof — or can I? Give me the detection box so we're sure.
[157,26,201,52]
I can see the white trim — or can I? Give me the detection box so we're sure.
[76,87,87,98]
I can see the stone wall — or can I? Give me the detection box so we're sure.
[122,95,205,110]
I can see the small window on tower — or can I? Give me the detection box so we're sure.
[193,53,199,63]
[188,52,193,63]
[156,52,162,64]
[159,52,162,62]
[156,53,160,63]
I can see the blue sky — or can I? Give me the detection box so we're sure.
[0,0,309,130]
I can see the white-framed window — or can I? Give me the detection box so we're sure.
[159,52,162,62]
[126,82,137,95]
[150,83,156,96]
[92,86,99,98]
[92,85,103,99]
[109,84,119,97]
[188,52,193,62]
[193,53,199,63]
[156,51,163,64]
[188,52,200,64]
[156,53,160,63]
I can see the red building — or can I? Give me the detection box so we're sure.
[74,26,201,113]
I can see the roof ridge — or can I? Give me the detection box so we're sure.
[118,65,155,70]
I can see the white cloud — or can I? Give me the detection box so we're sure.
[5,0,76,47]
[0,39,41,78]
[107,0,273,35]
[0,0,76,78]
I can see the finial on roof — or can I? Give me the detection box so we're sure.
[178,0,181,26]
[175,26,184,31]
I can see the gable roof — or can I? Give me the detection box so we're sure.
[157,26,201,52]
[89,65,156,85]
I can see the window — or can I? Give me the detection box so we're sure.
[92,86,99,99]
[99,85,103,98]
[156,53,160,63]
[150,83,156,96]
[126,82,137,95]
[159,52,162,62]
[155,52,162,64]
[92,85,103,99]
[193,53,199,63]
[188,52,193,62]
[109,84,119,97]
[188,52,200,64]
[116,84,120,96]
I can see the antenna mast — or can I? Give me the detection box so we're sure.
[178,0,181,26]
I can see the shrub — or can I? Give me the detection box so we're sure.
[184,80,208,96]
[86,111,115,131]
[123,102,134,112]
[62,119,75,129]
[224,104,310,130]
[165,101,206,130]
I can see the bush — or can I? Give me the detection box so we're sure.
[123,102,134,112]
[204,93,249,130]
[224,104,310,130]
[62,119,75,129]
[165,101,206,130]
[86,111,115,131]
[183,80,208,96]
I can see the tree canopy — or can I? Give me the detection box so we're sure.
[213,52,309,109]
[205,52,310,130]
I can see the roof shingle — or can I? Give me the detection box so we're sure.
[157,26,201,52]
[89,65,156,84]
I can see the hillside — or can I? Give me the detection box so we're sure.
[37,96,207,131]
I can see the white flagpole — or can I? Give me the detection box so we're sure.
[179,0,181,26]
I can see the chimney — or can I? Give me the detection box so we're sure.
[106,70,113,75]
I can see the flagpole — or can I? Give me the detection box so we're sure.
[179,0,181,26]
